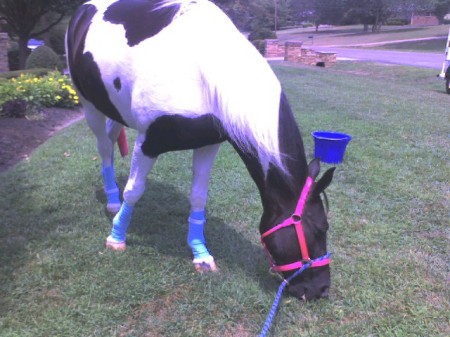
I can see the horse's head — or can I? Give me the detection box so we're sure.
[261,159,335,301]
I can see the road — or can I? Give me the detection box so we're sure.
[311,47,444,70]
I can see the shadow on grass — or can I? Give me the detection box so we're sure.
[95,175,279,294]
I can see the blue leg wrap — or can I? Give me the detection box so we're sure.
[102,165,120,206]
[110,202,134,242]
[188,210,212,261]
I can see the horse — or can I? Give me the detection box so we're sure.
[66,0,335,300]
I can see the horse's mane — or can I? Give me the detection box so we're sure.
[89,0,290,175]
[160,0,288,175]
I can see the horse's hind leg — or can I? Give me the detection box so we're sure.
[106,133,156,250]
[84,104,121,213]
[188,144,220,272]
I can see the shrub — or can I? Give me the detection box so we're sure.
[48,22,68,55]
[0,71,80,116]
[1,99,29,118]
[25,45,63,72]
[248,28,277,42]
[251,39,266,55]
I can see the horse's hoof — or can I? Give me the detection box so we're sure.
[106,236,126,251]
[193,257,217,273]
[107,203,121,214]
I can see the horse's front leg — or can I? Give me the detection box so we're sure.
[188,144,220,272]
[106,133,156,250]
[85,106,122,213]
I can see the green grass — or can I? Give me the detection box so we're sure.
[277,24,450,51]
[364,38,447,53]
[1,61,449,336]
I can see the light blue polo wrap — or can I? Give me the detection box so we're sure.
[102,165,120,206]
[110,201,134,242]
[187,210,212,260]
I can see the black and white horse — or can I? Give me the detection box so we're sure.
[66,0,335,300]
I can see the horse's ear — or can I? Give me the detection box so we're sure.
[314,167,335,195]
[308,158,321,180]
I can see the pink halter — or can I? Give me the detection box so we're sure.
[261,176,331,272]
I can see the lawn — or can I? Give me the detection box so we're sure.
[277,24,450,52]
[364,38,447,53]
[0,61,449,336]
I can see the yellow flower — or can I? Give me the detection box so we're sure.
[56,95,62,101]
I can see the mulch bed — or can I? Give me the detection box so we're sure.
[0,107,83,173]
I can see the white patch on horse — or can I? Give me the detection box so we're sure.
[82,0,285,172]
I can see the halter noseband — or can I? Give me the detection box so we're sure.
[260,176,331,273]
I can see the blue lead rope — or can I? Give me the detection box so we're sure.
[258,253,331,337]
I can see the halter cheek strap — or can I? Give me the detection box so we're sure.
[261,176,331,273]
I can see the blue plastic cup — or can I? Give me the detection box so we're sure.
[311,131,352,164]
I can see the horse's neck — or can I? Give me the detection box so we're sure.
[230,90,308,232]
[259,155,307,233]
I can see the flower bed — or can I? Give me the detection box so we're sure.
[0,71,80,117]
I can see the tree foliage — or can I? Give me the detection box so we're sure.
[433,0,450,22]
[294,0,444,32]
[0,0,83,69]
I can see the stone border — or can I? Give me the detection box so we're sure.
[265,39,336,67]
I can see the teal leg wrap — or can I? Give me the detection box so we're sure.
[102,165,120,206]
[111,202,134,242]
[188,210,212,261]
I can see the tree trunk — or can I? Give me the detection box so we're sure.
[363,23,369,32]
[18,36,29,70]
[372,8,382,32]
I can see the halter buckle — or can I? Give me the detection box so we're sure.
[269,268,286,282]
[291,214,302,223]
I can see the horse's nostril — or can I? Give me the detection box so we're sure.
[321,286,329,298]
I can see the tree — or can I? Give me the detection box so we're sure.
[343,0,438,32]
[0,0,83,69]
[216,0,294,32]
[215,0,253,30]
[342,0,390,32]
[433,0,450,23]
[292,0,347,31]
[312,0,346,31]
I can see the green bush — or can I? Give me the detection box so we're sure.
[1,98,29,118]
[25,45,63,72]
[248,28,277,41]
[48,22,68,55]
[251,39,266,55]
[0,71,80,116]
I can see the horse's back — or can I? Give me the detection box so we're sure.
[67,0,283,166]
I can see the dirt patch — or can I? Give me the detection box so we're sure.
[0,107,84,173]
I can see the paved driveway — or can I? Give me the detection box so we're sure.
[312,47,444,70]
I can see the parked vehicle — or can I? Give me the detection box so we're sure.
[437,29,450,94]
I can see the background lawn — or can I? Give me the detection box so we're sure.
[276,24,450,49]
[0,61,449,336]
